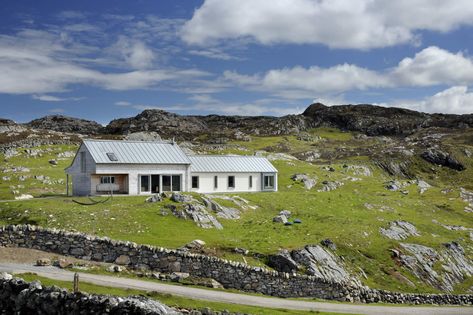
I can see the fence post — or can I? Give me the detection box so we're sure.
[73,273,79,293]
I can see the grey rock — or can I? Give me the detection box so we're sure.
[291,174,317,190]
[48,159,58,165]
[171,193,193,203]
[124,131,162,141]
[115,255,131,265]
[380,221,420,240]
[291,245,355,284]
[146,194,162,203]
[318,181,344,192]
[273,215,288,224]
[421,148,465,171]
[268,249,299,273]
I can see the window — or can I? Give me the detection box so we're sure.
[249,175,253,188]
[214,176,218,189]
[172,175,181,191]
[191,176,199,189]
[228,176,235,188]
[80,152,86,173]
[140,175,150,192]
[263,175,275,189]
[106,152,118,161]
[100,176,115,184]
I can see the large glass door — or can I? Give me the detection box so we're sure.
[162,175,171,191]
[140,175,150,192]
[151,175,160,193]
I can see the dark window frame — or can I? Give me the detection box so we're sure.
[214,175,218,189]
[263,174,275,190]
[106,152,118,161]
[228,175,235,188]
[191,176,199,189]
[249,175,253,188]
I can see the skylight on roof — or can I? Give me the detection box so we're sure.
[106,152,118,161]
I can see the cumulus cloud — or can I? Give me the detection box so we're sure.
[392,46,473,86]
[182,0,473,49]
[390,86,473,114]
[222,46,473,99]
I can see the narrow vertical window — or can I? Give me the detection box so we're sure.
[249,175,253,188]
[214,175,218,189]
[80,152,86,173]
[192,176,199,189]
[228,176,235,188]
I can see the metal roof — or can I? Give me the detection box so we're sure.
[83,139,191,164]
[189,155,277,173]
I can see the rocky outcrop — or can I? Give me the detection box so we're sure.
[397,242,473,292]
[380,221,420,240]
[373,160,413,178]
[421,148,465,171]
[105,109,308,140]
[26,115,104,134]
[124,131,162,141]
[0,118,25,133]
[302,103,473,136]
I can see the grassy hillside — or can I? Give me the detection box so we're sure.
[1,128,472,295]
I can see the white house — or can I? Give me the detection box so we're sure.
[65,139,277,196]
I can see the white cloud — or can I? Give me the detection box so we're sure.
[115,101,132,106]
[32,94,83,102]
[188,48,240,60]
[112,36,155,69]
[182,0,473,49]
[222,46,473,99]
[392,46,473,86]
[0,29,208,94]
[123,95,302,116]
[389,86,473,114]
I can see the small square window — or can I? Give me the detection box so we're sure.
[192,176,199,189]
[228,176,235,188]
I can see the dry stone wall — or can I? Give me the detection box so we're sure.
[1,225,473,306]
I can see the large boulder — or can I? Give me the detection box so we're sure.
[267,250,299,273]
[421,148,465,171]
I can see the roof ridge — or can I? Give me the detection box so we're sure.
[189,154,267,158]
[83,139,175,144]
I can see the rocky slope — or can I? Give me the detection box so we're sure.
[6,103,473,139]
[26,115,104,135]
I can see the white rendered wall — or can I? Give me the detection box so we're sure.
[67,144,96,196]
[190,172,275,194]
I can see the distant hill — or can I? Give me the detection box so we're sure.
[4,103,473,138]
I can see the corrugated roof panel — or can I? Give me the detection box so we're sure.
[83,139,191,164]
[189,155,277,173]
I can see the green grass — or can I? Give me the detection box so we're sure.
[16,273,346,315]
[1,128,473,295]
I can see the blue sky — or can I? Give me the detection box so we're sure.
[1,0,473,124]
